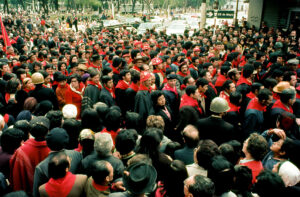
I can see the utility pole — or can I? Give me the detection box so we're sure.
[235,0,239,26]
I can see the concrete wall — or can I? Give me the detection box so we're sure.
[247,0,264,29]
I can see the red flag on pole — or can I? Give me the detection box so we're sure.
[0,16,11,52]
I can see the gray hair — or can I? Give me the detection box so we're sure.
[94,133,113,156]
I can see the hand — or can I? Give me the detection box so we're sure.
[113,181,126,191]
[271,128,286,139]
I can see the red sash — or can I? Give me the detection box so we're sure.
[115,80,130,90]
[272,100,293,113]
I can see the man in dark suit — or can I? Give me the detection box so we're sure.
[196,97,235,145]
[174,125,199,165]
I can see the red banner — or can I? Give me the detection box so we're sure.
[0,16,11,51]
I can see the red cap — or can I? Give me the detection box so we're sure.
[151,58,163,66]
[142,44,150,50]
[193,47,201,52]
[140,71,151,82]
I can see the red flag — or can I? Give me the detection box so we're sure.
[0,16,11,51]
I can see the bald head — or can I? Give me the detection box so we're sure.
[183,125,199,148]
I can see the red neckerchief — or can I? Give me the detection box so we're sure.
[153,69,165,77]
[237,76,252,86]
[45,172,76,197]
[228,102,240,112]
[110,65,120,74]
[87,80,102,90]
[180,94,203,114]
[104,86,115,98]
[182,49,187,55]
[60,70,68,76]
[163,83,178,97]
[23,87,35,93]
[180,84,187,90]
[92,180,110,192]
[297,93,300,99]
[209,82,217,94]
[246,91,256,99]
[5,93,10,103]
[215,74,227,87]
[129,83,139,92]
[101,128,120,144]
[200,92,207,99]
[272,100,293,113]
[138,83,152,92]
[132,65,141,72]
[220,91,230,103]
[115,80,130,90]
[247,97,266,112]
[173,62,179,66]
[189,63,198,71]
[177,71,190,77]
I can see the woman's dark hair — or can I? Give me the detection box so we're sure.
[105,109,121,131]
[151,90,164,107]
[162,160,188,197]
[226,140,242,164]
[6,78,20,94]
[48,151,70,179]
[81,108,102,132]
[14,120,31,141]
[16,68,26,80]
[196,140,220,169]
[136,128,162,159]
[115,129,138,155]
[62,119,81,149]
[208,156,234,196]
[246,133,268,161]
[91,161,110,185]
[58,61,67,71]
[233,165,252,196]
[0,128,24,154]
[186,85,197,96]
[253,170,285,197]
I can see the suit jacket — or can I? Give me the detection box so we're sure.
[174,146,194,165]
[196,116,235,145]
[99,88,115,107]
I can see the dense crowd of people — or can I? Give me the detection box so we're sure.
[1,11,300,197]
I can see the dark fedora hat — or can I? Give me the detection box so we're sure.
[123,162,157,195]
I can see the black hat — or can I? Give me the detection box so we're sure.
[123,162,157,195]
[46,128,69,151]
[30,116,50,130]
[166,74,177,80]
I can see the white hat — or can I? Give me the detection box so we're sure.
[278,161,300,187]
[62,104,78,119]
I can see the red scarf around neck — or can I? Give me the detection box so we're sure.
[45,172,76,197]
[139,83,152,92]
[272,100,293,113]
[177,70,190,77]
[92,180,110,191]
[237,76,252,86]
[111,65,120,74]
[104,86,115,98]
[247,97,266,112]
[87,80,102,90]
[163,83,178,97]
[129,83,139,92]
[132,65,141,72]
[115,80,130,90]
[153,69,165,77]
